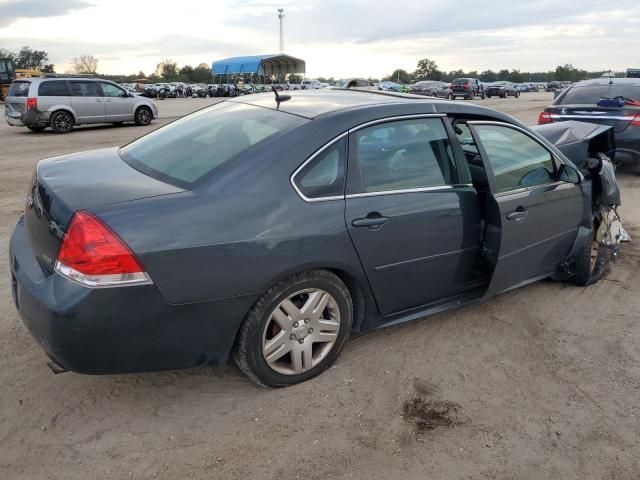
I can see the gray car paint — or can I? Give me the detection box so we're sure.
[10,90,595,374]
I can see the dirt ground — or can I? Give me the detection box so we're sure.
[1,92,639,480]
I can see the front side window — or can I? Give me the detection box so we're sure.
[101,83,126,97]
[38,81,69,96]
[69,81,100,97]
[353,117,457,193]
[120,102,307,188]
[295,138,346,199]
[473,125,555,193]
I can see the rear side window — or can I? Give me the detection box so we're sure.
[38,81,69,96]
[8,81,30,97]
[294,138,346,200]
[120,102,307,187]
[353,117,457,193]
[69,81,100,97]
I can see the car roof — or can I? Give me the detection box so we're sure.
[227,88,510,121]
[227,89,451,118]
[571,78,640,87]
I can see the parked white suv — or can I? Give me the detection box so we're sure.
[4,77,158,133]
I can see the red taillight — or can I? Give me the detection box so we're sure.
[56,211,150,287]
[631,114,640,126]
[26,97,37,110]
[538,111,552,124]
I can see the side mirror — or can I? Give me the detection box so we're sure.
[558,163,581,184]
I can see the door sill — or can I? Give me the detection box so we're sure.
[376,286,487,330]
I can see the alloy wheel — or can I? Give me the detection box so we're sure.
[261,288,341,375]
[137,109,151,125]
[54,113,72,132]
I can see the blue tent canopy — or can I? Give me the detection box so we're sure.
[212,54,305,77]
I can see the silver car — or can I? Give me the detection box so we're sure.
[4,77,158,133]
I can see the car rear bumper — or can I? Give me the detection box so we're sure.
[4,109,50,127]
[9,216,257,374]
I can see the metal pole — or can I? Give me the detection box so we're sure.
[278,9,285,53]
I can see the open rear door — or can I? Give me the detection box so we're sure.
[467,121,585,298]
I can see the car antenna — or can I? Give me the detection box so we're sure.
[271,86,291,108]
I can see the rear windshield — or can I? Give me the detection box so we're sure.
[119,102,307,188]
[558,84,640,105]
[453,79,470,85]
[8,81,30,97]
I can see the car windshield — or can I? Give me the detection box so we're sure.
[119,102,307,188]
[559,84,640,105]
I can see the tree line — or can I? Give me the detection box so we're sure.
[0,48,623,85]
[381,58,620,84]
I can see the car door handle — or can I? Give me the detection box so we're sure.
[506,207,527,222]
[95,98,103,102]
[351,213,389,228]
[105,99,112,102]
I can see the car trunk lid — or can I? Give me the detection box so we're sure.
[24,147,183,274]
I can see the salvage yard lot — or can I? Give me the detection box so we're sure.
[1,92,639,479]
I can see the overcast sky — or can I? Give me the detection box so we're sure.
[1,0,639,78]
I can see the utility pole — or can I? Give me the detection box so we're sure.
[278,8,285,53]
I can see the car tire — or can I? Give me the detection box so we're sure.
[27,126,46,133]
[481,91,486,99]
[134,106,153,126]
[487,94,492,98]
[233,269,353,388]
[516,91,520,98]
[574,217,608,286]
[112,122,124,127]
[49,110,74,134]
[448,93,453,100]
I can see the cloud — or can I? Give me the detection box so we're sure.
[0,0,91,27]
[227,0,640,43]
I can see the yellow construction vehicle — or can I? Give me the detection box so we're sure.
[1,58,42,100]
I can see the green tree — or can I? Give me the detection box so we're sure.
[498,69,510,80]
[480,70,497,82]
[192,63,212,83]
[385,69,413,84]
[13,46,49,70]
[156,59,179,81]
[508,69,523,83]
[179,65,194,82]
[414,58,439,80]
[42,64,55,73]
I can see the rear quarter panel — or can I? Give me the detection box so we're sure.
[91,119,373,306]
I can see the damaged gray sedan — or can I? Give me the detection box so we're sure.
[9,91,628,387]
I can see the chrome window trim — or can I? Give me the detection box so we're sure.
[348,113,446,133]
[493,181,565,198]
[345,184,472,199]
[290,113,448,203]
[290,132,349,203]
